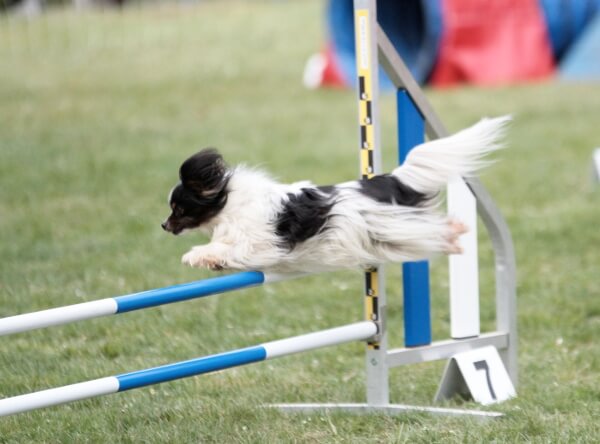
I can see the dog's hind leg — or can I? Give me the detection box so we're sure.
[365,211,470,262]
[445,219,469,254]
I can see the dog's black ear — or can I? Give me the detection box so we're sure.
[179,148,228,196]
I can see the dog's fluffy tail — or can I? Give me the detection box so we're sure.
[392,116,510,195]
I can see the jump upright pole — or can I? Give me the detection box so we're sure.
[0,321,377,417]
[353,0,389,407]
[397,89,432,347]
[0,271,295,337]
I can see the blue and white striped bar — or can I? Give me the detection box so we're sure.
[0,321,377,417]
[0,271,298,337]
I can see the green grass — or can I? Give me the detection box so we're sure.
[1,1,600,442]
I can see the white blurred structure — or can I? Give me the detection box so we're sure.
[11,0,43,16]
[593,148,600,182]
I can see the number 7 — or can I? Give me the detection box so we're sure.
[474,360,497,400]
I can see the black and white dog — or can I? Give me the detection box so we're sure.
[161,116,509,273]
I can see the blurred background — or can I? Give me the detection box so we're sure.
[1,0,599,440]
[3,0,600,86]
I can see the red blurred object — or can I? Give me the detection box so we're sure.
[321,44,346,88]
[302,44,346,89]
[430,0,555,87]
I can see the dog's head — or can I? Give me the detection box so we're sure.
[161,148,231,235]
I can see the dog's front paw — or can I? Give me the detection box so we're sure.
[182,248,227,271]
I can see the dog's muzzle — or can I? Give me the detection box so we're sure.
[161,220,176,234]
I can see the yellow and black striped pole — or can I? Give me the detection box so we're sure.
[355,3,379,349]
[353,0,389,405]
[363,268,379,349]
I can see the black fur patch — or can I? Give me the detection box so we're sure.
[179,148,229,196]
[163,182,229,235]
[358,174,428,206]
[162,148,231,235]
[275,187,337,249]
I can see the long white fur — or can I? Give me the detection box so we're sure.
[394,116,510,193]
[181,116,510,273]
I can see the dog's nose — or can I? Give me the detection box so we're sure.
[161,222,168,231]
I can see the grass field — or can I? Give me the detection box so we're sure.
[1,1,600,442]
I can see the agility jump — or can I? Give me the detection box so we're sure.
[0,0,517,418]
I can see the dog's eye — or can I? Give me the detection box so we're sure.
[174,207,184,217]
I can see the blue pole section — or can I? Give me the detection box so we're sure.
[0,271,266,337]
[0,322,376,416]
[117,346,267,391]
[115,271,265,313]
[397,88,432,347]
